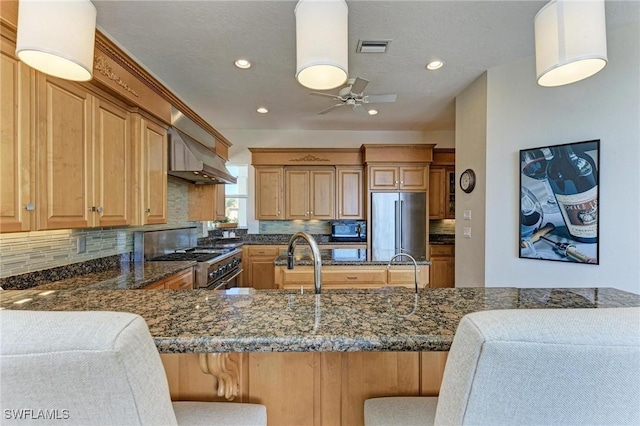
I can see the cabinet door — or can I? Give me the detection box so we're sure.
[93,97,130,227]
[255,167,284,220]
[337,167,363,219]
[285,169,309,219]
[188,184,216,221]
[429,168,445,220]
[429,245,455,288]
[142,119,167,225]
[445,168,456,219]
[369,165,398,190]
[399,166,428,191]
[37,76,92,230]
[164,268,194,289]
[0,44,32,232]
[309,169,335,219]
[248,258,278,290]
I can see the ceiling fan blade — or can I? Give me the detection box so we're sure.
[318,104,344,115]
[350,77,369,95]
[363,94,397,104]
[309,92,342,100]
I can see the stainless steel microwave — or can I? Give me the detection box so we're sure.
[331,221,366,242]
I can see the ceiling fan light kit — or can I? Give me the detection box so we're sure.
[16,0,97,82]
[295,0,348,90]
[310,77,398,115]
[534,0,608,87]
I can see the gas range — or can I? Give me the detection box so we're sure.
[134,228,243,290]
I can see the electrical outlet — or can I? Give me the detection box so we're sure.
[463,227,472,239]
[77,236,86,254]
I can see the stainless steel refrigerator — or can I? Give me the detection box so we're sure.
[371,192,427,261]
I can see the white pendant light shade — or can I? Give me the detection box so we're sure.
[295,0,348,90]
[16,0,97,82]
[534,0,608,87]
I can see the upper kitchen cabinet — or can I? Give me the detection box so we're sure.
[285,167,335,220]
[362,145,434,192]
[336,167,364,219]
[430,149,455,220]
[0,32,33,233]
[188,184,225,221]
[131,114,167,225]
[254,166,284,220]
[36,75,132,230]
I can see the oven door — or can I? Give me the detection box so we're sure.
[207,268,243,290]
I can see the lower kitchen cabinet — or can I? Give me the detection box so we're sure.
[242,245,286,289]
[159,351,448,426]
[274,264,429,290]
[429,245,455,288]
[143,267,193,290]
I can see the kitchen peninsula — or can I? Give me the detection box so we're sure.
[1,286,638,425]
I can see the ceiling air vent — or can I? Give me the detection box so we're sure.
[356,40,391,54]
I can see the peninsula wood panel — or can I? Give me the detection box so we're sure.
[37,76,92,230]
[254,167,284,220]
[93,97,131,227]
[0,38,33,232]
[420,352,449,396]
[336,167,364,219]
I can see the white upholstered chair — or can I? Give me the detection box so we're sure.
[0,310,267,425]
[365,307,640,425]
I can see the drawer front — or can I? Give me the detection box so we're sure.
[163,269,194,289]
[247,246,282,257]
[323,269,386,284]
[387,266,429,287]
[430,245,454,256]
[143,280,166,290]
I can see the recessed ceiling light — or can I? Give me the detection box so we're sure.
[426,60,444,71]
[234,59,251,69]
[257,107,269,114]
[367,109,378,116]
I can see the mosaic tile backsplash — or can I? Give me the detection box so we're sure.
[258,220,331,234]
[429,219,456,235]
[0,180,200,278]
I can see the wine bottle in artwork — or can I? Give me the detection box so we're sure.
[546,145,598,243]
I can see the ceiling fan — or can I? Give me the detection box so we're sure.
[310,77,397,114]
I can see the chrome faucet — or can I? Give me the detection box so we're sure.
[387,253,419,294]
[287,232,322,294]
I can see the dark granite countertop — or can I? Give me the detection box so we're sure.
[273,249,430,266]
[1,287,637,353]
[429,234,455,245]
[31,261,196,291]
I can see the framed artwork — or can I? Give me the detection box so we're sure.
[519,139,599,264]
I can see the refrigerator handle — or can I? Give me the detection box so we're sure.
[399,200,404,253]
[394,200,399,253]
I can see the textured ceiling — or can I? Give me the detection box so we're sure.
[93,0,639,133]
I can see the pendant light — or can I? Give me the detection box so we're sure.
[295,0,348,90]
[16,0,97,82]
[534,0,608,87]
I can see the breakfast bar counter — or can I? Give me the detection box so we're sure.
[1,287,637,353]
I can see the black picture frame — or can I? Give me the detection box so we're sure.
[519,139,600,264]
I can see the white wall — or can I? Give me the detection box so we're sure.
[225,129,454,232]
[483,23,640,294]
[454,73,487,287]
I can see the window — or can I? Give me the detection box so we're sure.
[225,165,248,227]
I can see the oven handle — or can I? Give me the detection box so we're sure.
[211,268,244,290]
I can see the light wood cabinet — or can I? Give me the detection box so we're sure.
[242,245,285,289]
[284,167,335,220]
[369,165,428,191]
[143,267,194,290]
[429,166,455,220]
[429,245,455,288]
[188,184,225,221]
[132,114,167,225]
[215,184,226,221]
[274,264,429,290]
[0,36,33,233]
[254,167,284,220]
[336,167,364,219]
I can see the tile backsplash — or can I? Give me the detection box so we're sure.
[259,220,331,235]
[429,219,456,234]
[0,180,201,278]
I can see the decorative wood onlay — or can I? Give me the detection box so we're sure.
[290,154,330,162]
[198,353,239,401]
[93,55,139,97]
[249,148,362,166]
[94,31,232,150]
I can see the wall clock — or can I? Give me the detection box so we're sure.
[460,169,476,193]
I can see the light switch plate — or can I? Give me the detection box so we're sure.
[463,227,472,239]
[463,210,472,220]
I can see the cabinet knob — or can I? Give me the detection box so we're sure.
[310,211,313,215]
[145,208,151,213]
[395,180,399,184]
[24,203,35,211]
[88,206,95,212]
[96,206,103,213]
[400,181,404,184]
